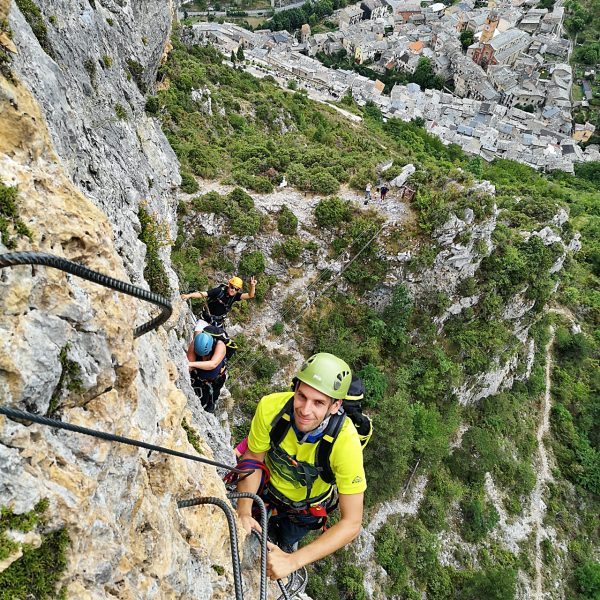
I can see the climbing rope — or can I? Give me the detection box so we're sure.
[0,251,172,337]
[0,406,246,474]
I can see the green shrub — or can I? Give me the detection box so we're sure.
[231,210,262,237]
[15,0,53,57]
[180,171,199,194]
[281,236,304,261]
[228,113,246,130]
[114,103,128,120]
[251,349,278,380]
[181,418,204,455]
[172,247,208,292]
[145,96,160,115]
[365,390,414,505]
[193,191,225,212]
[101,54,112,68]
[314,196,351,229]
[277,204,298,235]
[309,168,339,194]
[357,363,387,408]
[575,561,600,598]
[229,187,255,210]
[238,250,265,276]
[460,491,500,542]
[126,58,146,93]
[0,180,33,249]
[48,344,83,414]
[83,57,97,86]
[249,175,273,194]
[0,500,69,599]
[138,205,172,297]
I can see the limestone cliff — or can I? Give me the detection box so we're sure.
[0,1,255,598]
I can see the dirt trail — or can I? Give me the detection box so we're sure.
[532,325,555,600]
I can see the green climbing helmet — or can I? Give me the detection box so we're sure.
[295,353,352,400]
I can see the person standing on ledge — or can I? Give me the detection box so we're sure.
[181,276,257,326]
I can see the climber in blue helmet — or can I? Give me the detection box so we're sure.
[187,329,227,413]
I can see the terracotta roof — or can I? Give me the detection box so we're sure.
[408,40,424,52]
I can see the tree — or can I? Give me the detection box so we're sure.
[575,561,600,598]
[565,15,585,33]
[411,57,444,90]
[575,44,600,65]
[460,30,474,50]
[364,390,414,504]
[236,46,245,61]
[230,49,236,63]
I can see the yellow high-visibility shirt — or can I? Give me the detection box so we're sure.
[248,391,367,504]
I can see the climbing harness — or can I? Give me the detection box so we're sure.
[0,251,172,338]
[199,284,239,326]
[0,406,247,474]
[270,396,346,487]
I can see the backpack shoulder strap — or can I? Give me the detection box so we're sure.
[315,412,346,485]
[270,396,295,448]
[217,284,228,300]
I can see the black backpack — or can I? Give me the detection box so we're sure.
[269,396,346,485]
[203,324,238,359]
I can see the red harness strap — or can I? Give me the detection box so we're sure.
[223,458,271,495]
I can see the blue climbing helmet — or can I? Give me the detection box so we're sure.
[194,332,214,357]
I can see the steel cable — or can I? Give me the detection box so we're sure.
[0,406,246,474]
[228,492,268,600]
[0,251,172,337]
[177,497,243,600]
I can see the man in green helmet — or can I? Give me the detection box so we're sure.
[236,352,366,581]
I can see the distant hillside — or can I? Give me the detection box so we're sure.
[155,31,600,600]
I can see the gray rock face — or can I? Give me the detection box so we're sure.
[389,163,415,188]
[10,0,180,281]
[405,203,499,311]
[1,2,249,599]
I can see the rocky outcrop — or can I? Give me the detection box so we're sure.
[0,2,257,598]
[9,0,180,281]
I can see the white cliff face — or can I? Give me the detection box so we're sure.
[9,0,180,280]
[0,2,260,598]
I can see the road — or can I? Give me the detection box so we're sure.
[181,1,306,18]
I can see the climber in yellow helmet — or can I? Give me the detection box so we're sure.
[181,276,256,326]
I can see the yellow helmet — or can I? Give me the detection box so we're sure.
[228,276,243,290]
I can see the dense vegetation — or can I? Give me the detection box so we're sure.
[264,0,343,32]
[564,0,600,144]
[156,32,600,599]
[0,180,33,250]
[0,499,69,599]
